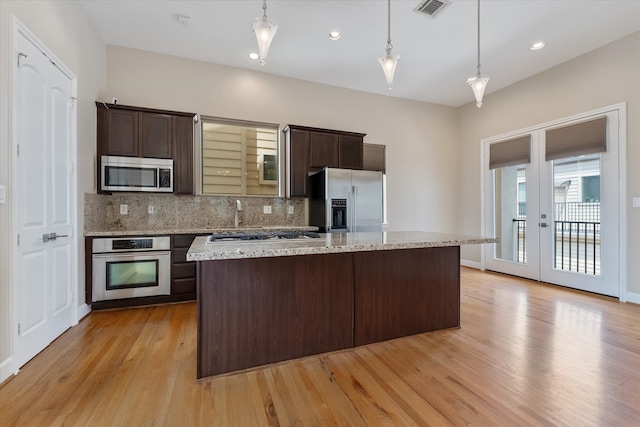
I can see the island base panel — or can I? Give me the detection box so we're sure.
[353,246,460,346]
[197,253,354,378]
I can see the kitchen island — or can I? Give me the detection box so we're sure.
[188,231,495,378]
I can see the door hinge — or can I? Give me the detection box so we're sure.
[17,144,20,157]
[17,233,20,246]
[18,323,21,335]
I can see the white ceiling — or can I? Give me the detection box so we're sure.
[79,0,640,107]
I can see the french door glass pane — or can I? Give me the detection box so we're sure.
[552,154,601,276]
[494,165,527,263]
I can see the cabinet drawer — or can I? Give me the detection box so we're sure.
[172,262,196,279]
[172,247,190,263]
[172,234,197,248]
[172,278,196,295]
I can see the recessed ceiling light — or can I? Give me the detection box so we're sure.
[530,41,546,51]
[328,31,341,41]
[249,52,259,60]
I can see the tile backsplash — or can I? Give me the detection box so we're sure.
[84,193,307,232]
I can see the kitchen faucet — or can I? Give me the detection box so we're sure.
[234,199,242,228]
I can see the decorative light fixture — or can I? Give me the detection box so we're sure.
[252,0,277,65]
[466,0,489,108]
[378,0,399,90]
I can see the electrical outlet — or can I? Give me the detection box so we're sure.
[263,205,272,214]
[288,205,294,215]
[148,205,155,214]
[120,204,128,215]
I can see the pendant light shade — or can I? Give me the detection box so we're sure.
[379,52,399,89]
[467,74,490,108]
[253,0,277,65]
[379,0,398,89]
[467,0,489,107]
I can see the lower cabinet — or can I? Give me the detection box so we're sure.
[171,234,199,297]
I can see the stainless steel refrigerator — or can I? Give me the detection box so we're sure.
[309,167,383,232]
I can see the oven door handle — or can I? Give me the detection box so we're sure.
[92,251,171,259]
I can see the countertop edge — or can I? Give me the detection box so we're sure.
[187,232,497,261]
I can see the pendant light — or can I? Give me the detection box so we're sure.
[466,0,490,107]
[253,0,278,65]
[378,0,399,89]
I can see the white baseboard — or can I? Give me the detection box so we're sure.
[77,303,91,323]
[0,357,16,385]
[461,259,482,270]
[624,292,640,305]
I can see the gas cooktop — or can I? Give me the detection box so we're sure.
[207,230,321,243]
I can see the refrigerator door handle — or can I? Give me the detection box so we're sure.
[351,185,357,232]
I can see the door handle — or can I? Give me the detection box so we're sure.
[539,223,548,228]
[42,232,69,242]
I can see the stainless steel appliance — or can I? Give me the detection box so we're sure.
[92,236,171,302]
[309,167,383,232]
[101,155,173,192]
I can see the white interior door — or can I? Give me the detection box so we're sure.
[13,26,75,369]
[484,108,621,297]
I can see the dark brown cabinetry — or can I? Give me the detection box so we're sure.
[196,246,461,377]
[284,125,365,197]
[285,128,310,198]
[96,102,195,194]
[172,116,195,194]
[309,131,338,168]
[171,234,199,297]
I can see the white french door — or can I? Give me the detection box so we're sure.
[13,22,76,369]
[484,107,621,297]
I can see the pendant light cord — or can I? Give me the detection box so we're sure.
[386,0,393,53]
[476,0,481,76]
[262,0,267,19]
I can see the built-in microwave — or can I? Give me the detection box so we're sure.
[101,155,173,193]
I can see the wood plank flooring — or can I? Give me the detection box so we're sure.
[2,268,639,426]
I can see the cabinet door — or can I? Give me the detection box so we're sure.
[100,108,138,157]
[338,135,363,169]
[309,131,338,169]
[173,116,194,194]
[140,112,173,159]
[289,129,310,197]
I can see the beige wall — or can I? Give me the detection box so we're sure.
[0,1,106,379]
[457,32,640,296]
[105,45,460,233]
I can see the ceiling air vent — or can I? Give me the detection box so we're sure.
[414,0,451,18]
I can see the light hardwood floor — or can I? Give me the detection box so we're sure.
[2,268,639,426]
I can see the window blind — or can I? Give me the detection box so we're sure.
[545,116,607,161]
[489,135,531,170]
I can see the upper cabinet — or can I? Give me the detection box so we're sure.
[96,102,195,194]
[284,125,365,198]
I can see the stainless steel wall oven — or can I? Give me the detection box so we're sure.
[92,236,171,302]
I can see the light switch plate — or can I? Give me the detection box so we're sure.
[633,197,640,208]
[0,185,5,204]
[263,205,272,214]
[288,205,294,215]
[120,204,128,215]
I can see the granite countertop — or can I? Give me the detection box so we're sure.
[84,225,319,237]
[187,231,497,261]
